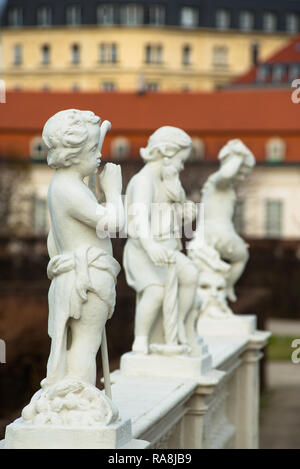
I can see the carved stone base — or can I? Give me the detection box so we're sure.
[197,314,257,337]
[2,418,148,449]
[120,349,212,380]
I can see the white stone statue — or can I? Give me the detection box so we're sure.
[3,109,146,448]
[123,126,199,356]
[201,139,255,302]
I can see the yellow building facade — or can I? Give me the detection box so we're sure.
[1,26,292,92]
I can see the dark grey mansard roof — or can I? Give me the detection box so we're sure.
[2,0,300,30]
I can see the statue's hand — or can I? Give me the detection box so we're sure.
[146,242,171,266]
[99,163,122,195]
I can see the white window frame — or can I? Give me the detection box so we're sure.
[121,4,144,26]
[180,7,198,28]
[41,44,51,65]
[212,46,228,68]
[70,44,80,65]
[66,5,82,26]
[102,82,116,91]
[97,4,115,25]
[13,44,22,66]
[99,44,118,63]
[216,9,231,30]
[8,7,23,27]
[37,6,52,27]
[149,5,165,26]
[265,200,283,238]
[145,44,163,64]
[182,44,192,66]
[286,13,299,33]
[239,10,254,31]
[263,12,277,32]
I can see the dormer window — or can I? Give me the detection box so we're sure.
[8,7,23,27]
[66,5,82,26]
[37,6,52,26]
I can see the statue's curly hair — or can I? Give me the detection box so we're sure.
[140,126,192,162]
[42,109,101,169]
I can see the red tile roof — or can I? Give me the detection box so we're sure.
[234,34,300,85]
[1,89,300,133]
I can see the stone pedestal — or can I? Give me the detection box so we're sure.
[120,349,212,380]
[2,417,148,449]
[197,314,256,337]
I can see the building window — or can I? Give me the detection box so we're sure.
[111,137,130,160]
[256,65,269,83]
[272,64,286,83]
[288,63,300,82]
[251,42,260,66]
[239,10,254,31]
[190,138,205,162]
[212,46,228,68]
[233,200,244,234]
[145,44,163,64]
[216,9,231,29]
[99,44,118,63]
[66,5,82,26]
[182,45,192,66]
[263,12,277,32]
[8,7,23,27]
[180,7,198,28]
[97,4,115,25]
[37,6,52,26]
[265,200,283,238]
[71,44,80,65]
[33,196,48,234]
[41,44,51,65]
[149,5,165,26]
[101,82,116,91]
[265,138,286,163]
[72,83,80,91]
[146,82,159,91]
[121,5,143,25]
[13,44,22,66]
[286,13,299,33]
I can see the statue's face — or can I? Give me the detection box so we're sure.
[79,124,101,177]
[170,147,191,172]
[198,270,227,309]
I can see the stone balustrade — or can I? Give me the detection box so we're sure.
[109,323,270,449]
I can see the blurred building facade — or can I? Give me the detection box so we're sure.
[0,89,300,241]
[1,0,300,92]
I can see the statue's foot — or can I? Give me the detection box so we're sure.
[132,336,149,355]
[227,287,237,302]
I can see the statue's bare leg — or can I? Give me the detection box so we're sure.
[66,293,108,386]
[226,241,249,302]
[133,284,164,354]
[177,255,198,345]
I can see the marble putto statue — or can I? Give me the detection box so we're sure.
[200,139,255,303]
[123,126,199,356]
[3,109,142,449]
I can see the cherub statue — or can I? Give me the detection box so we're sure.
[21,109,124,427]
[187,242,233,325]
[201,139,255,302]
[123,126,198,355]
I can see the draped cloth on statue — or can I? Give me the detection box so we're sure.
[45,245,120,386]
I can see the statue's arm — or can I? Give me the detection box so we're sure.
[214,154,244,189]
[68,188,123,234]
